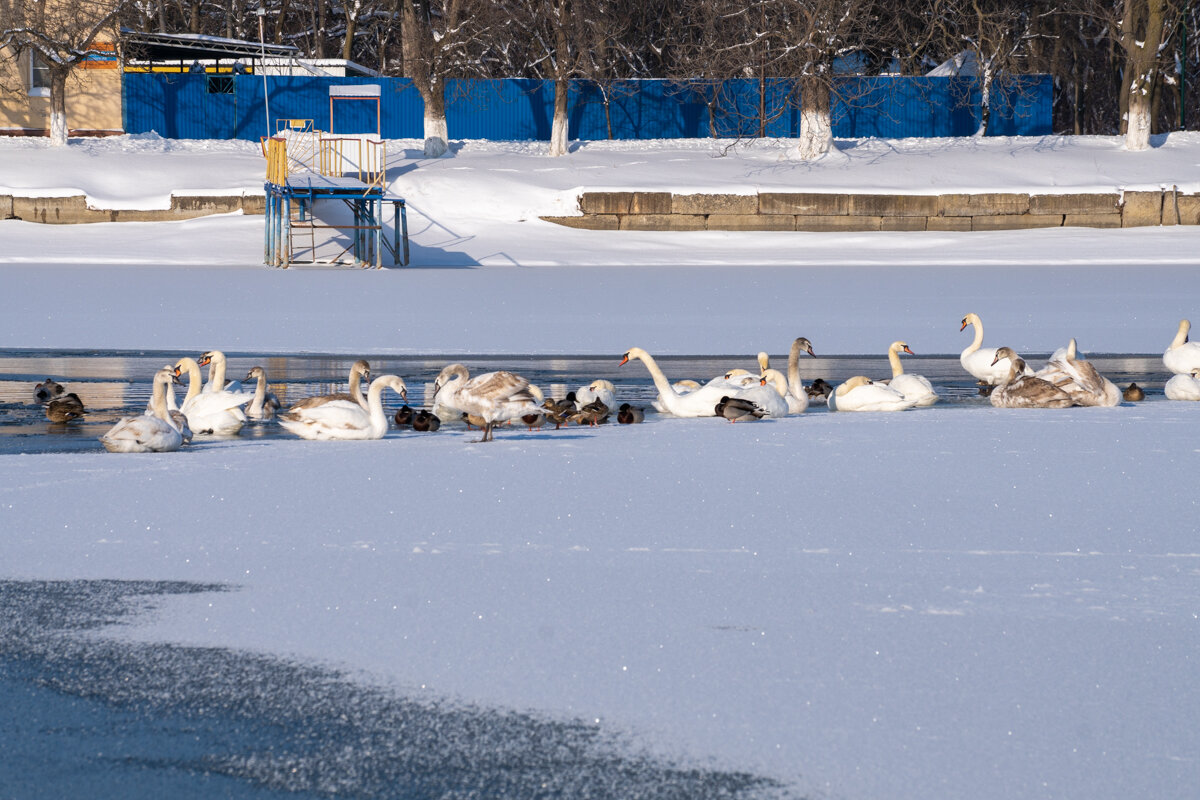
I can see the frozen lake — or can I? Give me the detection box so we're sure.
[0,349,1168,455]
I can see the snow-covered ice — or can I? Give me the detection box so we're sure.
[1,132,1199,800]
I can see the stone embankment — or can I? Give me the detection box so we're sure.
[542,188,1199,231]
[0,194,264,223]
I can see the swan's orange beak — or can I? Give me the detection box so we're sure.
[903,345,915,355]
[959,319,969,331]
[619,355,630,367]
[198,355,211,366]
[760,377,767,386]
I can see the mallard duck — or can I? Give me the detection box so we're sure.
[45,392,85,423]
[569,398,609,426]
[715,396,765,422]
[805,378,833,400]
[1122,383,1145,402]
[412,409,441,432]
[393,404,415,427]
[617,403,644,424]
[542,396,576,429]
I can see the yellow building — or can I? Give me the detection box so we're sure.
[0,40,123,137]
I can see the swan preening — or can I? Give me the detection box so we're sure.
[432,363,542,442]
[1165,368,1200,401]
[1033,339,1120,407]
[1164,319,1200,375]
[100,367,185,453]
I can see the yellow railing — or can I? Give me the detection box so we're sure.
[265,137,289,186]
[319,137,387,188]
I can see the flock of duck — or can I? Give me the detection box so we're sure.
[24,315,1200,453]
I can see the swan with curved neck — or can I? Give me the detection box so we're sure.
[432,363,542,442]
[989,349,1073,408]
[198,350,239,393]
[785,337,816,408]
[960,313,1029,385]
[1165,367,1200,401]
[279,375,408,440]
[828,375,917,412]
[886,340,938,406]
[621,347,741,417]
[289,359,371,412]
[173,357,251,435]
[101,367,185,453]
[1164,319,1200,375]
[244,366,282,420]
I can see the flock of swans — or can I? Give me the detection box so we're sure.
[42,315,1199,453]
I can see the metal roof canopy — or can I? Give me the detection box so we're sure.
[120,29,300,61]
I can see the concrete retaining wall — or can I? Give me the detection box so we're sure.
[1,194,265,224]
[543,188,1200,231]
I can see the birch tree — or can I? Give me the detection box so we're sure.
[0,0,128,146]
[1118,0,1171,149]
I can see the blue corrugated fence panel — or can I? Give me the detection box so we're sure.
[122,74,1052,141]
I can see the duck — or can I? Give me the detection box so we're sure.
[34,378,65,405]
[1033,339,1120,407]
[542,395,576,429]
[1164,368,1200,401]
[45,392,85,423]
[884,340,939,406]
[569,398,610,426]
[278,375,408,440]
[173,357,252,435]
[393,404,415,427]
[715,396,765,422]
[412,409,442,432]
[198,350,243,393]
[100,367,185,453]
[827,376,918,412]
[288,359,371,413]
[1163,319,1200,375]
[622,347,758,418]
[575,379,616,410]
[806,378,834,400]
[960,313,1031,385]
[617,403,645,424]
[243,366,282,420]
[1122,383,1145,402]
[431,363,543,442]
[988,352,1074,409]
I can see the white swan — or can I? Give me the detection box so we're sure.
[960,313,1031,385]
[758,369,804,415]
[827,376,918,412]
[100,367,184,453]
[884,340,939,406]
[1164,319,1200,375]
[432,363,543,442]
[199,350,243,394]
[622,347,746,418]
[174,357,252,436]
[278,375,408,440]
[1165,368,1200,400]
[780,336,816,413]
[652,379,700,414]
[1034,339,1120,407]
[989,352,1073,408]
[288,359,371,413]
[244,366,282,420]
[575,379,616,410]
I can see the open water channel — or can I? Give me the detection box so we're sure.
[0,349,1168,455]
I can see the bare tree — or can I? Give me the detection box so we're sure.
[1117,0,1173,149]
[1,0,128,145]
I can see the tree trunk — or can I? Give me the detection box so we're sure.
[48,67,69,146]
[550,76,570,156]
[342,0,360,61]
[797,77,834,160]
[1122,0,1167,150]
[400,0,449,157]
[975,62,994,137]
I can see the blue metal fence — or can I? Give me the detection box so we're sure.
[122,73,1053,141]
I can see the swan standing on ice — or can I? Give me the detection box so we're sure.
[174,357,252,435]
[1035,338,1120,407]
[1164,319,1200,375]
[244,366,282,420]
[1165,368,1200,400]
[100,367,185,453]
[278,375,408,440]
[431,364,543,442]
[960,313,1031,385]
[884,340,938,406]
[828,376,918,412]
[988,349,1073,408]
